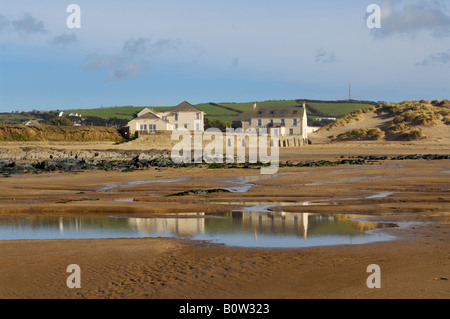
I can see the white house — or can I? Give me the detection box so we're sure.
[126,101,204,135]
[232,101,309,140]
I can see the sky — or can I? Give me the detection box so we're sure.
[0,0,449,112]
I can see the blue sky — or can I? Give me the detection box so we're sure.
[0,0,449,112]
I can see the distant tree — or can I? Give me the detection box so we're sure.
[204,118,230,131]
[50,117,73,126]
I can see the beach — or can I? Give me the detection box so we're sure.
[0,141,449,299]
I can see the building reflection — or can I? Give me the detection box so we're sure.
[235,211,310,240]
[127,211,315,240]
[127,212,206,237]
[3,211,386,243]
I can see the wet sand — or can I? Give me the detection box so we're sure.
[0,143,449,299]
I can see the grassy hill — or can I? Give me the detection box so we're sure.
[306,101,375,117]
[1,99,379,127]
[62,99,378,124]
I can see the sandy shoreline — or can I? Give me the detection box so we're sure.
[0,142,449,299]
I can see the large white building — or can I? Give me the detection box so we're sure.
[126,101,205,136]
[232,101,309,140]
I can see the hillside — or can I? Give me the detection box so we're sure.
[309,100,450,145]
[0,125,123,142]
[1,99,377,128]
[62,100,376,125]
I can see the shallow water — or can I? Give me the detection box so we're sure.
[0,212,396,248]
[302,175,405,186]
[98,177,190,192]
[208,191,394,213]
[222,174,279,193]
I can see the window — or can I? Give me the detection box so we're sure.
[272,128,279,137]
[293,110,298,114]
[196,113,200,120]
[162,116,167,121]
[270,119,273,125]
[140,124,147,130]
[184,124,188,129]
[174,113,178,121]
[293,118,298,126]
[195,123,200,131]
[149,124,156,133]
[174,124,178,130]
[281,119,285,125]
[289,128,294,135]
[258,119,262,127]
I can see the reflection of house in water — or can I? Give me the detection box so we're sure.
[127,213,206,237]
[229,211,383,240]
[58,216,81,234]
[232,211,310,240]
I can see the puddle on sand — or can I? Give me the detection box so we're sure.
[0,212,396,248]
[222,174,280,193]
[208,191,395,212]
[301,175,405,186]
[98,177,190,192]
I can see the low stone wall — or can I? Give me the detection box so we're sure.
[131,131,307,149]
[279,136,307,147]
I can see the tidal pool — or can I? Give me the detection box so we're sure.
[0,211,397,248]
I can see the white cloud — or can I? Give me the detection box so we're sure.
[0,14,9,31]
[11,13,47,35]
[81,53,123,70]
[371,0,450,38]
[50,33,78,46]
[314,48,336,64]
[122,37,182,57]
[81,37,183,81]
[416,49,450,66]
[107,61,149,81]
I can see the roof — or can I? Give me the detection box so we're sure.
[170,101,203,113]
[233,106,305,121]
[137,107,159,118]
[134,112,161,120]
[232,111,252,122]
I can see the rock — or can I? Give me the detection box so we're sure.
[34,160,58,171]
[149,157,175,167]
[0,160,10,168]
[15,163,36,171]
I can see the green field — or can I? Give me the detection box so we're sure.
[64,100,377,123]
[65,103,239,120]
[1,99,378,125]
[0,113,31,121]
[194,104,239,115]
[219,100,302,112]
[205,115,235,123]
[307,102,375,117]
[64,106,145,119]
[64,106,175,120]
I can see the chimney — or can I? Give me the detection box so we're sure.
[253,102,257,109]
